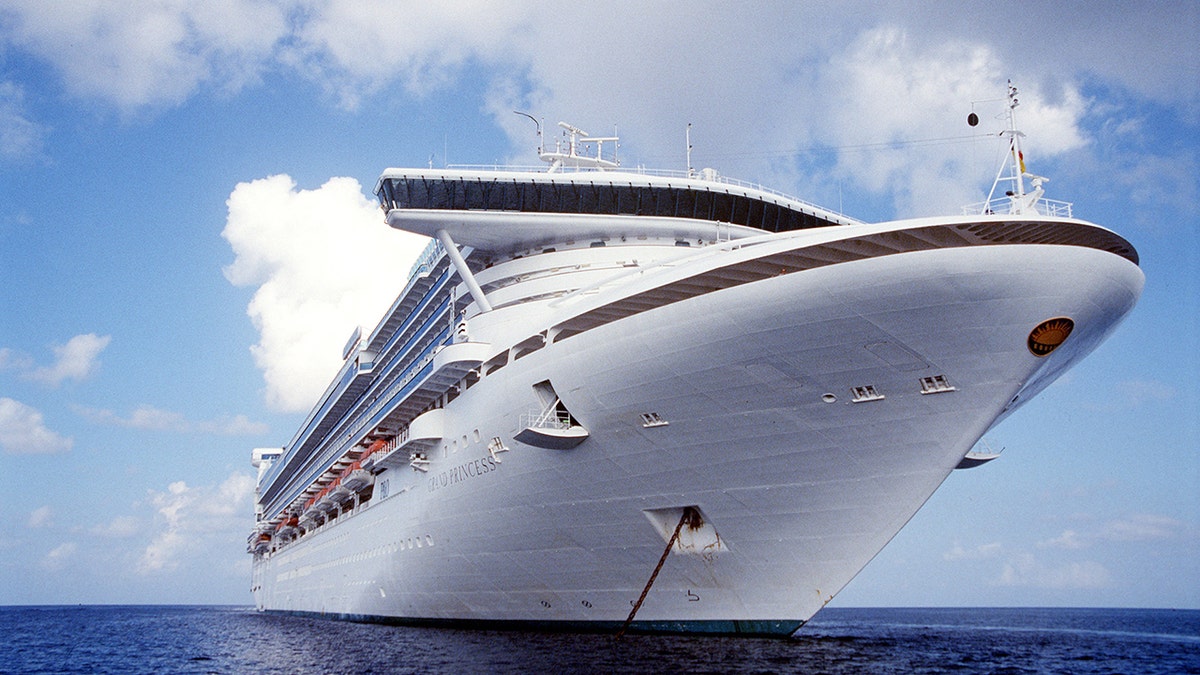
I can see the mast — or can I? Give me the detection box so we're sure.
[971,80,1063,217]
[1004,81,1027,202]
[686,123,694,177]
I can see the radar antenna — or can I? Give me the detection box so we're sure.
[538,121,620,172]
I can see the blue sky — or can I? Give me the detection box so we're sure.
[1,2,1196,608]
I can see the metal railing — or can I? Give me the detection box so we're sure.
[262,327,452,520]
[519,407,573,431]
[963,196,1073,218]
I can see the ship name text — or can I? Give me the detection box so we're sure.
[429,455,500,492]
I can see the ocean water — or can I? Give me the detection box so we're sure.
[1,606,1197,674]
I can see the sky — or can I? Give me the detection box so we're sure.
[0,1,1196,608]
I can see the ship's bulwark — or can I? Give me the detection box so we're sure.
[253,233,1142,636]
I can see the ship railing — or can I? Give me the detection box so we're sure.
[363,241,449,353]
[407,238,444,283]
[338,327,450,456]
[262,288,451,506]
[388,428,408,453]
[262,327,452,521]
[323,329,446,468]
[261,338,376,493]
[962,196,1073,218]
[273,249,449,479]
[519,408,573,431]
[443,163,856,221]
[369,277,453,369]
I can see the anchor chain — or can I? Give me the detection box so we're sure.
[616,506,696,639]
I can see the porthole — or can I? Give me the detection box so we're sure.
[822,393,837,403]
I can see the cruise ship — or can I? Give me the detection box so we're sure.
[248,89,1143,636]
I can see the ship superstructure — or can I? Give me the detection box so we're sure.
[249,95,1142,636]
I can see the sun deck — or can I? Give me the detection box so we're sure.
[375,168,857,241]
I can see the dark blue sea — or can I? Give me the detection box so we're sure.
[1,606,1197,674]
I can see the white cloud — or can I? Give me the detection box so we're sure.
[91,515,140,539]
[27,333,112,386]
[199,414,269,436]
[997,552,1112,590]
[4,3,1194,222]
[1034,514,1182,551]
[2,2,1192,128]
[470,17,1094,219]
[222,174,428,413]
[0,397,73,454]
[287,1,533,109]
[1101,514,1182,542]
[43,542,77,571]
[104,404,184,430]
[943,541,1003,561]
[73,404,268,435]
[1038,529,1089,550]
[139,471,257,573]
[0,0,288,111]
[991,513,1183,590]
[0,80,46,160]
[27,505,53,528]
[0,347,33,371]
[796,27,1092,216]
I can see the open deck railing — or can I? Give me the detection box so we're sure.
[519,408,573,431]
[963,196,1073,218]
[262,323,452,520]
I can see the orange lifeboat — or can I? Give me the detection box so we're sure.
[314,485,337,513]
[252,533,271,553]
[275,516,298,537]
[339,459,374,493]
[327,475,353,505]
[359,438,389,469]
[302,494,325,521]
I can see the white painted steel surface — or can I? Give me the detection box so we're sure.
[252,220,1142,634]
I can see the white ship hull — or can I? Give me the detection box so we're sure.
[251,218,1142,635]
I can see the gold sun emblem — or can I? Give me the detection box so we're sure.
[1028,317,1075,357]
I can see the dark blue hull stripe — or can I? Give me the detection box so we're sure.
[262,609,804,638]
